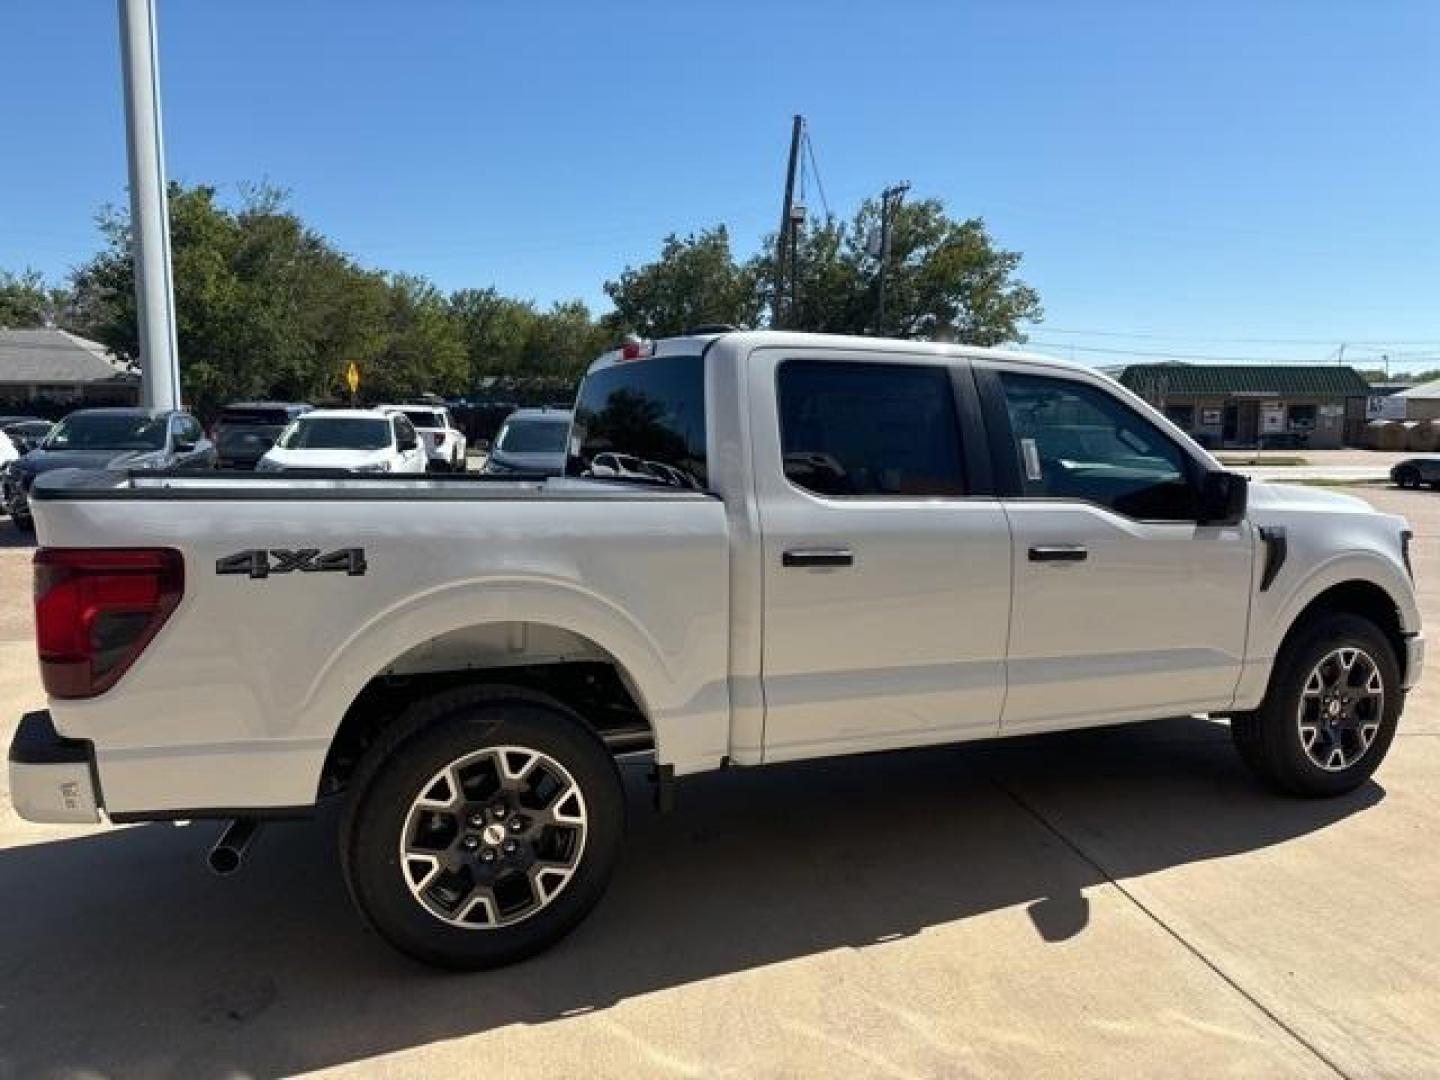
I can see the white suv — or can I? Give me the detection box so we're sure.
[381,405,468,472]
[257,409,428,474]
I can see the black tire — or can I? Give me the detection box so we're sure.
[1232,613,1401,797]
[11,512,34,534]
[341,684,624,970]
[1394,466,1420,489]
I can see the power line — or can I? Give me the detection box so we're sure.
[802,130,832,220]
[1032,326,1440,347]
[1023,339,1440,366]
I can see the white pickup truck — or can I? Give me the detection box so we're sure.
[9,330,1423,969]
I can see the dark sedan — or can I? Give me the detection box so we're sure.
[1391,457,1440,490]
[1,407,215,530]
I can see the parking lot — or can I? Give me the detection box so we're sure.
[1,485,1438,1079]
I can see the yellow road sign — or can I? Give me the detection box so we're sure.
[345,362,360,395]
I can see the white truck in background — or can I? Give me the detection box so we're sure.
[9,330,1422,969]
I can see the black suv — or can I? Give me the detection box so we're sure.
[213,402,312,469]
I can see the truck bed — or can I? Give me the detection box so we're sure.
[30,468,731,816]
[31,468,715,503]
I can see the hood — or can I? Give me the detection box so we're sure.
[486,448,566,474]
[261,446,390,469]
[1245,480,1374,514]
[216,424,283,450]
[17,447,166,476]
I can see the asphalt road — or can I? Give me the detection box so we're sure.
[1,486,1438,1078]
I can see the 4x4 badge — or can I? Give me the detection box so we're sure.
[216,548,367,580]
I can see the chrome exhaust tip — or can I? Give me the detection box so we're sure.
[207,818,260,876]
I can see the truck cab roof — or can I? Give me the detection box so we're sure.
[585,329,1076,376]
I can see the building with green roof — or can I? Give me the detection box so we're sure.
[1116,363,1372,449]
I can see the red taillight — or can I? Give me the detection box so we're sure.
[34,548,184,699]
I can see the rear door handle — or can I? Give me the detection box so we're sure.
[1028,544,1088,563]
[783,547,854,568]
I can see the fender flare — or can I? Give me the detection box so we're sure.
[296,574,676,758]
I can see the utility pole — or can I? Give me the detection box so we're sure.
[117,0,181,410]
[774,114,803,330]
[874,181,909,335]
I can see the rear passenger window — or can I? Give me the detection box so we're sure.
[777,360,965,497]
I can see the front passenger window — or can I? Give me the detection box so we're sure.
[997,372,1198,521]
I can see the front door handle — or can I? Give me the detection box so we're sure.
[783,547,854,568]
[1028,544,1088,563]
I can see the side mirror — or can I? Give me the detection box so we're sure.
[1199,470,1247,526]
[400,436,418,452]
[475,439,490,453]
[173,438,196,453]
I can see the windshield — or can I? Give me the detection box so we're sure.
[220,408,293,427]
[278,417,391,450]
[45,413,167,452]
[497,418,569,454]
[400,409,444,429]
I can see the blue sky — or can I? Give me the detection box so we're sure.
[3,1,1438,369]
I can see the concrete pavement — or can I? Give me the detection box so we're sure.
[1,490,1438,1078]
[1223,450,1413,484]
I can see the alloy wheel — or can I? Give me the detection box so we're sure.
[399,745,588,928]
[1296,647,1384,772]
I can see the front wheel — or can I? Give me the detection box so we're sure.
[1395,466,1420,489]
[341,685,624,969]
[1232,613,1401,797]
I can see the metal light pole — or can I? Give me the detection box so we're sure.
[118,0,181,410]
[874,181,909,336]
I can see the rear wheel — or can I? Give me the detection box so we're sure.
[1232,613,1401,796]
[341,685,624,969]
[1395,466,1420,488]
[11,511,34,533]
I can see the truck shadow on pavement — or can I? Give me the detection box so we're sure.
[0,716,1383,1079]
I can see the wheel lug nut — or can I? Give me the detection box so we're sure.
[508,817,523,831]
[491,802,507,819]
[503,839,518,854]
[480,848,496,863]
[461,835,479,851]
[467,813,484,828]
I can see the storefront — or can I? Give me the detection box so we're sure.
[1117,364,1371,449]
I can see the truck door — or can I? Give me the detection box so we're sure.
[752,348,1013,763]
[975,362,1253,733]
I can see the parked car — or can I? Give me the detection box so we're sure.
[586,450,654,480]
[256,409,428,474]
[1391,457,1440,490]
[0,417,53,455]
[380,405,468,472]
[1,407,213,531]
[214,402,312,470]
[481,407,571,475]
[9,330,1421,971]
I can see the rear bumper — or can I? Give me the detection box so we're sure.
[8,710,101,824]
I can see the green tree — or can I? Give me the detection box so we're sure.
[603,226,762,337]
[367,275,468,401]
[69,183,472,416]
[450,288,540,381]
[0,268,67,329]
[524,300,611,381]
[751,196,1043,344]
